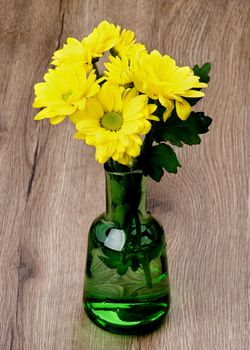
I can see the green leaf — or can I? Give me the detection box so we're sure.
[193,62,211,83]
[142,144,181,182]
[154,111,212,147]
[150,144,181,172]
[147,165,164,183]
[184,62,211,106]
[197,112,213,133]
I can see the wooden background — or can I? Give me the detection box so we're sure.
[0,0,249,349]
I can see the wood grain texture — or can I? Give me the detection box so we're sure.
[0,0,249,349]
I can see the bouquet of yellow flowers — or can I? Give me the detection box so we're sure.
[33,20,211,181]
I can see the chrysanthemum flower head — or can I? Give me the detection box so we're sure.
[72,84,157,165]
[51,38,92,72]
[104,55,134,87]
[134,50,208,121]
[104,48,148,88]
[33,64,100,124]
[82,20,119,58]
[112,27,147,58]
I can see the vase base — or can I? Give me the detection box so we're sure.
[83,297,170,335]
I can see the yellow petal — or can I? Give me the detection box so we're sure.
[50,116,66,124]
[77,98,87,111]
[159,97,174,122]
[175,98,192,120]
[98,85,114,112]
[126,143,141,157]
[76,118,99,132]
[95,144,113,164]
[34,108,56,120]
[148,115,159,121]
[181,90,205,98]
[74,131,86,139]
[122,95,147,120]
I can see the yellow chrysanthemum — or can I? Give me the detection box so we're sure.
[51,38,92,72]
[113,28,147,58]
[33,64,100,125]
[104,49,148,88]
[104,55,134,86]
[82,20,119,58]
[72,84,157,165]
[134,50,208,121]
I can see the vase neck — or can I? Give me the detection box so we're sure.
[105,170,147,223]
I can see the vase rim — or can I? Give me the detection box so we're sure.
[105,169,143,176]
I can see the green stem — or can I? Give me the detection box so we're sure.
[141,255,153,289]
[134,201,153,289]
[106,158,114,171]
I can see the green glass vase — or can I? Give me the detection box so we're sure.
[83,170,170,335]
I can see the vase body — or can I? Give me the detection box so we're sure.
[83,170,170,334]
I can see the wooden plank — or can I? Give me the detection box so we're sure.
[0,0,249,349]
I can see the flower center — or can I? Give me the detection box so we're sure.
[62,90,72,101]
[101,112,123,131]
